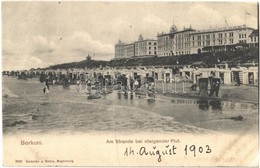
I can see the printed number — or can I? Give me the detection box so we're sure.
[15,160,22,163]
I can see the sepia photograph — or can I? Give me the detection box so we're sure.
[2,1,259,167]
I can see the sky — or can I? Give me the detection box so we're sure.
[2,1,258,70]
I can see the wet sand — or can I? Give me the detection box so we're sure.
[2,76,258,135]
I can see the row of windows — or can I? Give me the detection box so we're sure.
[148,51,157,55]
[239,40,247,43]
[195,39,234,47]
[193,32,234,41]
[177,33,190,38]
[161,50,191,56]
[148,47,157,50]
[176,51,190,55]
[148,42,157,45]
[239,34,247,38]
[251,37,257,42]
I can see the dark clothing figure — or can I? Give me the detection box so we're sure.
[45,79,49,90]
[43,78,50,94]
[236,78,241,86]
[209,81,220,97]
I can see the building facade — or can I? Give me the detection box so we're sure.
[115,35,157,59]
[135,35,157,57]
[175,27,196,55]
[190,25,255,54]
[248,29,259,48]
[157,24,177,56]
[116,23,257,59]
[115,40,125,59]
[123,43,135,58]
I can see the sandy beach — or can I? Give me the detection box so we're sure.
[2,76,258,135]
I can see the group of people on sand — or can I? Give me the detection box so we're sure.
[190,74,221,97]
[42,73,157,98]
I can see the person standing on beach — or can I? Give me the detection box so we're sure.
[209,81,220,97]
[43,77,50,94]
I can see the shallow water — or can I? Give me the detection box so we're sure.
[2,76,258,134]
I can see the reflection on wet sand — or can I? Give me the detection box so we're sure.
[3,77,258,134]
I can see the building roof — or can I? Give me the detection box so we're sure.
[157,28,196,37]
[169,23,178,33]
[249,29,258,37]
[138,34,144,41]
[175,28,196,34]
[191,25,254,35]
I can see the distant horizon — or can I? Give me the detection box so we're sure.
[3,2,258,71]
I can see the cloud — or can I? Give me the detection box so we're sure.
[2,2,257,71]
[181,4,224,29]
[31,35,56,55]
[29,56,43,65]
[3,31,114,70]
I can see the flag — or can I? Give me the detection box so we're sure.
[245,11,251,15]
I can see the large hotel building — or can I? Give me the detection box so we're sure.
[115,35,157,59]
[115,23,258,59]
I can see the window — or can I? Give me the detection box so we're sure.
[202,41,205,46]
[212,34,215,39]
[242,34,244,38]
[219,33,222,38]
[244,34,247,38]
[154,42,157,45]
[198,41,201,46]
[154,51,157,55]
[229,39,233,44]
[148,42,151,45]
[192,36,195,41]
[229,32,233,37]
[239,34,241,38]
[219,40,222,44]
[224,33,227,38]
[149,47,151,50]
[154,47,156,50]
[198,35,201,40]
[202,35,205,40]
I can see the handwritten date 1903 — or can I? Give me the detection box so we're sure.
[184,145,212,157]
[124,145,212,162]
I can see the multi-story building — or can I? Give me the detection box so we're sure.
[115,35,157,59]
[190,25,255,54]
[135,34,157,57]
[115,40,125,59]
[157,24,177,56]
[248,29,258,48]
[123,43,135,58]
[175,26,196,55]
[116,23,257,59]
